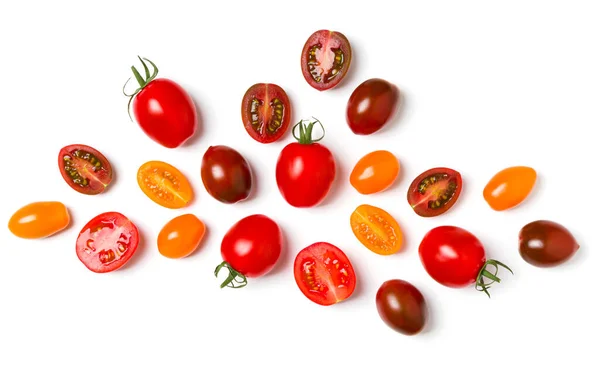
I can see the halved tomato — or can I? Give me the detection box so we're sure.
[58,144,113,195]
[75,211,139,273]
[350,204,403,255]
[241,83,291,143]
[407,167,462,217]
[300,30,352,91]
[293,242,356,306]
[137,160,193,209]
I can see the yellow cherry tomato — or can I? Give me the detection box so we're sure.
[157,214,206,259]
[483,166,537,211]
[8,201,70,239]
[350,204,403,255]
[350,150,400,195]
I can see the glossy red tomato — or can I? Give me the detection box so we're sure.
[201,145,253,204]
[346,78,398,135]
[419,226,512,297]
[294,242,356,306]
[241,83,291,143]
[407,167,462,217]
[519,220,580,267]
[300,30,352,91]
[76,212,140,273]
[215,214,282,288]
[58,144,113,195]
[275,119,336,207]
[124,57,197,148]
[376,279,428,335]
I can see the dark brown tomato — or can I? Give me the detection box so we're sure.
[376,279,428,335]
[201,145,253,204]
[519,220,580,267]
[346,78,399,135]
[301,30,352,91]
[58,144,113,195]
[407,167,462,217]
[241,83,291,143]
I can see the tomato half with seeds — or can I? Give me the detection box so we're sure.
[241,83,291,143]
[301,30,352,91]
[294,242,356,306]
[407,167,462,217]
[157,214,206,259]
[8,201,70,239]
[137,161,194,209]
[483,166,537,211]
[350,150,400,194]
[76,212,139,273]
[350,204,403,255]
[58,144,113,195]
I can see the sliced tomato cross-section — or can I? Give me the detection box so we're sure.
[241,83,291,143]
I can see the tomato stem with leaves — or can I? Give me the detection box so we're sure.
[292,118,325,144]
[122,56,159,120]
[214,261,248,289]
[475,259,513,298]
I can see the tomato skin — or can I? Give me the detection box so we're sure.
[8,201,70,239]
[75,212,139,273]
[132,78,197,148]
[300,30,352,91]
[137,161,194,209]
[483,166,537,211]
[241,83,292,143]
[350,204,403,255]
[293,242,356,306]
[519,220,579,267]
[346,78,398,135]
[376,280,427,335]
[157,214,206,259]
[201,145,253,204]
[58,144,113,195]
[350,150,399,194]
[407,167,462,217]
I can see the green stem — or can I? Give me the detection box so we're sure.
[131,66,146,87]
[123,56,160,121]
[292,117,325,144]
[214,261,248,289]
[475,259,513,298]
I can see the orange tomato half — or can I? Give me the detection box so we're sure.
[483,166,537,211]
[350,204,403,255]
[8,201,70,239]
[137,161,194,209]
[157,214,206,259]
[350,150,400,195]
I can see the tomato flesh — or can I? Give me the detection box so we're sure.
[76,212,139,273]
[350,150,399,194]
[407,167,462,217]
[483,166,537,211]
[58,144,113,195]
[346,78,398,135]
[8,201,70,239]
[201,145,253,204]
[157,214,206,259]
[137,160,194,209]
[241,83,291,143]
[293,242,356,306]
[350,204,403,255]
[300,30,352,91]
[376,279,428,335]
[519,220,579,267]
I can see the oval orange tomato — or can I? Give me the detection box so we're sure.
[350,150,399,195]
[350,204,403,255]
[483,166,537,211]
[8,201,70,239]
[137,161,194,209]
[157,214,206,259]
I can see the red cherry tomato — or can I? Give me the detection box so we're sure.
[215,214,283,288]
[418,226,512,297]
[124,57,197,148]
[241,83,292,143]
[275,119,336,207]
[293,242,356,306]
[407,167,462,217]
[75,212,140,273]
[300,30,352,91]
[58,144,113,195]
[346,78,399,135]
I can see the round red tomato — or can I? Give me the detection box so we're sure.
[300,30,352,91]
[124,56,197,148]
[241,83,291,143]
[294,242,356,306]
[76,212,140,273]
[407,167,462,217]
[346,78,399,135]
[418,226,512,297]
[275,119,336,207]
[58,144,113,195]
[215,214,282,288]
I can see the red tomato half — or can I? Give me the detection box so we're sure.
[294,242,356,306]
[241,83,292,143]
[300,30,352,91]
[76,212,140,273]
[58,144,113,195]
[124,57,197,148]
[407,167,462,217]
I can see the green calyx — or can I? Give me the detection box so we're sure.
[475,259,514,298]
[214,261,248,289]
[122,56,159,121]
[292,117,325,144]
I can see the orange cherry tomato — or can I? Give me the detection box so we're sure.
[483,166,537,211]
[350,150,399,195]
[137,161,194,209]
[8,201,70,239]
[157,214,206,259]
[350,204,403,255]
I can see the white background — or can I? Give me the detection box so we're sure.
[1,1,598,374]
